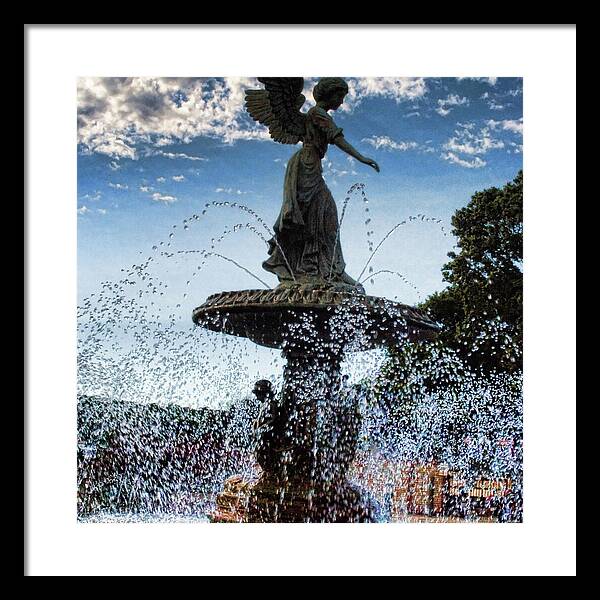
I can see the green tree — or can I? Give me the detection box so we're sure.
[423,170,523,373]
[365,173,524,494]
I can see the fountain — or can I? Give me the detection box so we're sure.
[192,78,440,522]
[77,79,523,524]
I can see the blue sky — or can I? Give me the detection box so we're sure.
[77,77,523,311]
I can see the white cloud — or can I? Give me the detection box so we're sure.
[457,77,498,86]
[153,151,208,161]
[508,142,523,154]
[96,208,107,215]
[80,191,101,202]
[362,135,420,152]
[77,77,429,158]
[488,100,505,110]
[444,124,504,156]
[341,77,427,111]
[77,205,90,215]
[172,175,185,182]
[323,159,350,178]
[79,133,136,159]
[442,152,486,169]
[436,94,469,117]
[156,177,166,183]
[441,122,506,168]
[151,192,177,203]
[108,182,128,190]
[139,185,153,193]
[77,77,270,159]
[215,187,244,195]
[109,160,121,171]
[487,117,523,135]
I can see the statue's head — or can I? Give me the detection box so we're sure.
[253,379,275,402]
[313,77,349,111]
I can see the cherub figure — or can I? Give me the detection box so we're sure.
[252,379,287,476]
[245,78,379,293]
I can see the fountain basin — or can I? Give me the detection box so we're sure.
[192,284,439,351]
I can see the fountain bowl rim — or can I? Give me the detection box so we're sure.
[192,286,440,350]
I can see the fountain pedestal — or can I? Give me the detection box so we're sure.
[248,345,376,522]
[194,284,439,523]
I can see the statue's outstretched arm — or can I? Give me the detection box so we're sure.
[333,135,380,172]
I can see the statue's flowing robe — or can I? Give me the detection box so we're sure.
[263,107,352,285]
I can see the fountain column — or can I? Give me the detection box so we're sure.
[248,340,376,523]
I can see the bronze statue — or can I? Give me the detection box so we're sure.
[252,379,287,477]
[245,78,380,293]
[199,78,441,523]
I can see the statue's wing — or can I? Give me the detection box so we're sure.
[245,77,306,144]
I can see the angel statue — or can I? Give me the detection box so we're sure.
[245,77,380,294]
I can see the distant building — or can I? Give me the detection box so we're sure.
[351,455,518,521]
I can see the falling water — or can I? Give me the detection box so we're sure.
[357,214,448,283]
[77,184,523,523]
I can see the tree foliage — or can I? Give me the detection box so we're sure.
[422,170,523,373]
[77,396,231,516]
[368,172,524,483]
